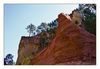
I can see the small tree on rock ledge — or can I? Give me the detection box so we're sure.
[26,23,36,37]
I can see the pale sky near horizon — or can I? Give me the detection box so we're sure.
[4,4,79,62]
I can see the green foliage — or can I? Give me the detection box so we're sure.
[4,54,14,65]
[26,23,36,36]
[78,4,96,35]
[39,32,48,50]
[48,19,58,29]
[38,27,56,50]
[34,19,57,50]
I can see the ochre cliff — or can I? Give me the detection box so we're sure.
[16,35,40,65]
[16,13,96,65]
[30,13,96,65]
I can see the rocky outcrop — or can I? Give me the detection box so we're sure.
[30,13,96,65]
[16,13,96,65]
[16,35,40,65]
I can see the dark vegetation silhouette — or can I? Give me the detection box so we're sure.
[25,19,58,51]
[26,23,36,36]
[4,54,15,65]
[78,4,96,35]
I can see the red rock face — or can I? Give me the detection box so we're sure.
[30,13,96,65]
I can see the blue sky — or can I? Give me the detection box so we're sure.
[4,4,78,62]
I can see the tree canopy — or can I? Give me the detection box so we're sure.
[78,4,96,35]
[4,54,14,65]
[26,23,36,36]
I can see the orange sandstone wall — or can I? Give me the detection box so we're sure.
[30,13,96,65]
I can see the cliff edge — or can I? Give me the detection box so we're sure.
[30,13,96,64]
